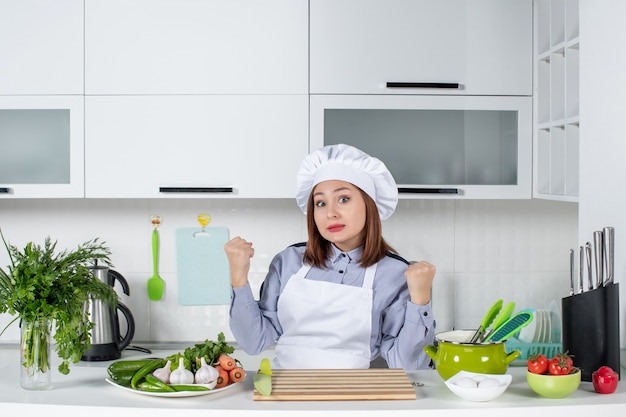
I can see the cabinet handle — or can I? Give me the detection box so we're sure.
[0,187,13,194]
[159,187,234,193]
[398,187,459,194]
[386,82,461,89]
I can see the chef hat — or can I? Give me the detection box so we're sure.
[296,144,398,220]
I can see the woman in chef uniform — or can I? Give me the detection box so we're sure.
[225,144,436,369]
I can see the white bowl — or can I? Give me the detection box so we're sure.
[444,371,512,402]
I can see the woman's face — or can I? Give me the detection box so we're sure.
[312,180,367,252]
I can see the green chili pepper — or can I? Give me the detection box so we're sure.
[144,374,176,392]
[130,358,166,390]
[171,384,211,392]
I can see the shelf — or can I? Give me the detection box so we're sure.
[533,0,579,201]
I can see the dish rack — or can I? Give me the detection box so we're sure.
[505,337,563,361]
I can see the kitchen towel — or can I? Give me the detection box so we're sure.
[175,227,230,306]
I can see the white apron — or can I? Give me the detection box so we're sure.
[273,262,377,369]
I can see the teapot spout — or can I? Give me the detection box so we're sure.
[504,349,521,365]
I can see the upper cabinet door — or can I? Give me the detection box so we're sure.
[310,0,532,96]
[85,0,308,95]
[0,0,84,95]
[85,95,308,198]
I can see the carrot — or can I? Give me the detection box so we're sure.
[218,354,236,371]
[229,367,246,383]
[215,367,230,388]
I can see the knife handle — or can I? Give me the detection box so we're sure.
[603,227,614,285]
[585,242,593,291]
[578,246,584,294]
[593,231,604,288]
[569,248,575,296]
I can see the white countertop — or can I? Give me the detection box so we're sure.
[1,345,625,417]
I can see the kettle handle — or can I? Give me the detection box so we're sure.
[115,302,135,351]
[424,345,438,360]
[109,270,131,296]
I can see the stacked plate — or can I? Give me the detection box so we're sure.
[518,300,561,344]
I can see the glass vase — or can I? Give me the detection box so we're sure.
[20,318,52,390]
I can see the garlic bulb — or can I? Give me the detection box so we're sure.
[152,359,172,384]
[195,357,219,387]
[169,357,194,385]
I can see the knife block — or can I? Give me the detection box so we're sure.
[561,283,620,382]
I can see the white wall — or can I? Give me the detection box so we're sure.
[579,0,626,347]
[0,198,577,346]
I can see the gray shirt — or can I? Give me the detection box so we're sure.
[229,243,435,370]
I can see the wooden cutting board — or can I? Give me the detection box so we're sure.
[253,369,416,401]
[175,226,230,306]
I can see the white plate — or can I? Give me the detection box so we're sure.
[105,378,240,398]
[549,299,561,343]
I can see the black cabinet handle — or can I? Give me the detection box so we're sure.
[159,187,234,193]
[386,82,461,89]
[0,187,13,194]
[398,187,459,194]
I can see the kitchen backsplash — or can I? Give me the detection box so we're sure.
[0,198,578,345]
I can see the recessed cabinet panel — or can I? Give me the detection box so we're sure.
[0,0,83,95]
[311,95,532,199]
[0,96,85,198]
[533,0,579,202]
[85,0,308,95]
[85,95,308,198]
[310,0,532,96]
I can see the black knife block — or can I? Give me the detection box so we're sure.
[561,283,620,382]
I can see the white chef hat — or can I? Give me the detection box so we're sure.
[296,144,398,220]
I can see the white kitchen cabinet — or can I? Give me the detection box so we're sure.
[0,96,85,198]
[85,0,308,95]
[85,95,308,198]
[310,0,532,96]
[0,0,83,95]
[311,95,532,199]
[533,0,579,202]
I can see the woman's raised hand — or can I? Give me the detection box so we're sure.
[404,261,436,306]
[224,236,255,288]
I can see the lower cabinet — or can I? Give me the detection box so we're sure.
[85,95,309,198]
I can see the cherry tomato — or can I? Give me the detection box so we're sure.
[528,354,549,374]
[593,366,619,394]
[548,352,574,375]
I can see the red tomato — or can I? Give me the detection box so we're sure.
[528,354,549,374]
[548,352,574,375]
[592,366,619,394]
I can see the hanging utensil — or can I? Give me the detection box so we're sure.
[147,214,165,301]
[481,301,516,342]
[468,299,503,343]
[603,226,614,286]
[485,310,534,342]
[593,231,604,289]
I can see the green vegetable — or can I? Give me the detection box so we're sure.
[131,358,166,389]
[138,381,169,392]
[108,359,156,375]
[165,332,235,373]
[144,374,176,392]
[0,229,119,375]
[171,384,211,392]
[107,371,134,387]
[253,374,272,396]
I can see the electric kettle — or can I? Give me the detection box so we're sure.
[81,265,135,361]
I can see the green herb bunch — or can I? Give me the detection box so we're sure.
[0,229,119,375]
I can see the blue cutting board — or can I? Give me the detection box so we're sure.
[175,227,230,306]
